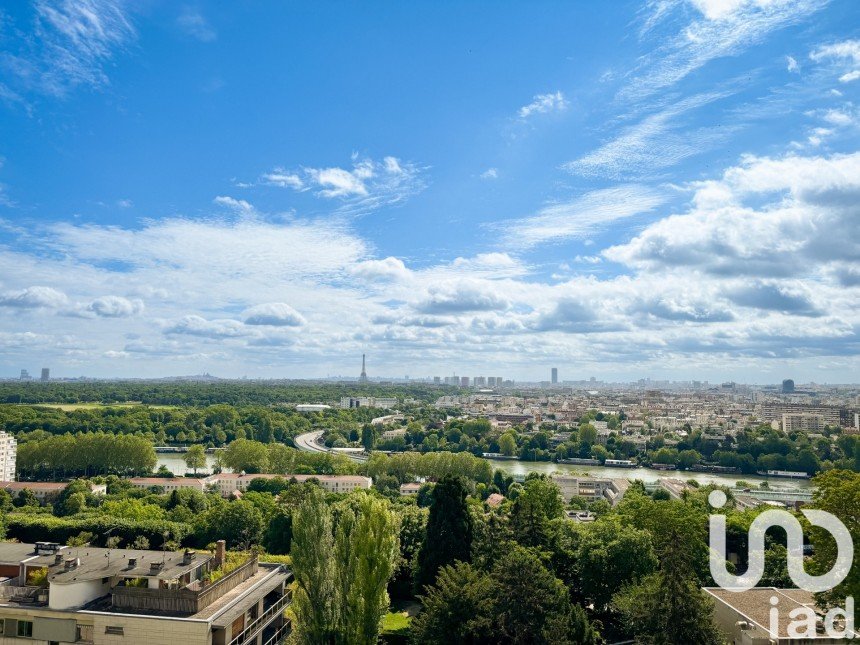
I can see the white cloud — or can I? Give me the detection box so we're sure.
[177,7,216,42]
[87,296,144,318]
[481,168,499,180]
[518,91,568,119]
[605,152,860,277]
[498,185,666,248]
[165,315,247,339]
[260,170,304,189]
[257,155,426,216]
[627,0,824,101]
[414,280,510,314]
[4,0,137,98]
[565,90,734,178]
[786,55,800,73]
[810,40,860,83]
[213,195,254,214]
[0,286,68,309]
[351,257,411,282]
[242,303,305,327]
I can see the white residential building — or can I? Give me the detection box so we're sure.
[0,431,16,482]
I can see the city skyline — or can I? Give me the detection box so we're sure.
[0,1,858,382]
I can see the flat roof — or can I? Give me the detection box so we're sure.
[47,547,213,585]
[704,587,822,639]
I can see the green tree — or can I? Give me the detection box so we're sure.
[415,475,473,591]
[810,470,860,608]
[493,546,601,644]
[509,476,563,547]
[183,444,207,475]
[292,487,338,644]
[361,425,376,452]
[613,529,722,645]
[498,433,517,456]
[334,494,400,644]
[291,488,400,644]
[576,517,657,611]
[411,562,497,644]
[221,438,270,473]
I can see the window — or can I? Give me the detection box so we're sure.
[17,620,34,637]
[105,626,124,635]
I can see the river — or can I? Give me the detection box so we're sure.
[157,452,810,491]
[487,458,812,490]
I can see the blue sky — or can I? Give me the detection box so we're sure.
[0,0,858,382]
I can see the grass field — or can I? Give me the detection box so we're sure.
[380,612,411,633]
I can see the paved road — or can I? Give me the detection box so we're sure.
[293,430,327,453]
[294,430,369,462]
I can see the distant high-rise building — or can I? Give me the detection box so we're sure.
[359,354,368,382]
[433,376,441,384]
[487,377,496,387]
[782,379,795,394]
[474,376,486,387]
[19,369,30,381]
[551,367,558,384]
[460,376,470,388]
[0,431,16,482]
[41,368,50,382]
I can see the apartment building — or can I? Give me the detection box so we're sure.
[0,432,16,483]
[1,482,107,503]
[550,475,629,506]
[0,541,291,645]
[127,474,372,498]
[782,413,825,433]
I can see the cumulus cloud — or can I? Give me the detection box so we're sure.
[351,257,411,282]
[0,286,68,309]
[726,282,821,316]
[414,281,510,314]
[605,152,860,277]
[165,315,247,339]
[481,168,499,180]
[87,296,144,318]
[242,303,306,327]
[518,91,568,119]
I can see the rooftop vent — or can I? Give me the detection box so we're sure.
[53,554,63,565]
[64,558,80,570]
[127,557,138,569]
[182,550,195,565]
[149,562,163,574]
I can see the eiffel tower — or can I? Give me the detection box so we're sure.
[359,354,368,382]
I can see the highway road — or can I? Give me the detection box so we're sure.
[293,430,369,462]
[293,430,328,453]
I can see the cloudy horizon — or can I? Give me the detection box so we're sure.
[0,0,858,383]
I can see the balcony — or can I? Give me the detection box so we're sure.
[228,590,292,645]
[111,557,259,615]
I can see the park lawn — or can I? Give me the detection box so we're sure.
[380,611,411,633]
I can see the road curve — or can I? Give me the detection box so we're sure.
[293,430,328,453]
[293,430,369,462]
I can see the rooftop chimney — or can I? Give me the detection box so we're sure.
[149,562,163,574]
[64,558,79,570]
[182,550,195,565]
[53,554,63,565]
[214,540,226,568]
[127,557,138,569]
